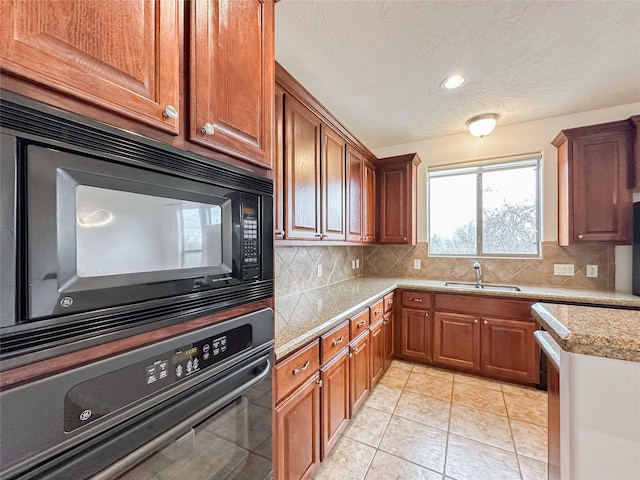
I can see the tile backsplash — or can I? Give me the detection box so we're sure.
[275,241,616,297]
[363,241,615,290]
[275,246,364,298]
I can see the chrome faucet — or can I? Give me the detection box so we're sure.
[472,261,483,287]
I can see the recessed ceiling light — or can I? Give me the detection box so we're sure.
[441,75,465,90]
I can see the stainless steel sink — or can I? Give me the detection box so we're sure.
[443,281,521,292]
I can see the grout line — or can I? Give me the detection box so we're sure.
[442,370,456,479]
[503,385,525,480]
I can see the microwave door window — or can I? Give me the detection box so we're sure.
[75,186,223,278]
[178,206,222,268]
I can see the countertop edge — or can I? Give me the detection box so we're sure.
[534,330,561,370]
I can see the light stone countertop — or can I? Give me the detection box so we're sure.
[275,276,640,360]
[532,302,640,363]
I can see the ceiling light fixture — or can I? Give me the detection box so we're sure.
[441,75,465,90]
[466,113,499,138]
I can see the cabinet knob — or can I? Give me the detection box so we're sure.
[403,237,407,242]
[374,308,382,315]
[577,234,584,240]
[352,346,359,354]
[162,105,178,119]
[474,318,479,324]
[274,229,284,237]
[388,300,393,305]
[321,233,328,239]
[201,123,215,135]
[383,320,387,325]
[292,360,310,375]
[314,233,322,238]
[483,319,488,325]
[317,379,323,387]
[348,352,353,358]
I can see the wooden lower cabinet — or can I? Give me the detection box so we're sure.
[398,308,432,362]
[382,311,394,370]
[433,312,481,371]
[349,331,370,416]
[480,316,538,383]
[548,358,561,480]
[369,319,385,386]
[320,349,350,459]
[275,373,321,480]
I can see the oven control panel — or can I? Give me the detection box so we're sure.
[64,324,253,432]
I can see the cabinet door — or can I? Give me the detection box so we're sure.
[362,159,377,243]
[320,350,350,460]
[399,309,432,362]
[321,125,346,241]
[571,132,632,244]
[190,0,274,167]
[480,317,538,383]
[349,332,370,416]
[0,0,180,135]
[346,145,363,242]
[283,96,321,240]
[274,85,285,239]
[378,162,410,244]
[433,312,480,371]
[275,374,321,480]
[383,311,394,370]
[369,320,385,386]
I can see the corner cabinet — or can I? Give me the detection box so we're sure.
[553,120,633,245]
[190,0,274,168]
[377,153,422,245]
[346,146,376,243]
[0,0,181,135]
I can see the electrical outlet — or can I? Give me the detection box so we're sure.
[351,259,356,269]
[413,259,421,269]
[586,265,598,278]
[317,265,323,277]
[554,264,575,276]
[356,259,360,269]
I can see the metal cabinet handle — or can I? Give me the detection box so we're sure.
[374,308,382,315]
[332,335,344,346]
[201,123,215,135]
[162,105,178,119]
[292,360,310,375]
[474,318,479,324]
[409,297,423,303]
[577,234,584,239]
[357,320,366,328]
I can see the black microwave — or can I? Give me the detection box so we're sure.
[0,91,273,363]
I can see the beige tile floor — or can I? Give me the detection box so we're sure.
[314,360,548,480]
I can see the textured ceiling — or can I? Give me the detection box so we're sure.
[275,0,640,149]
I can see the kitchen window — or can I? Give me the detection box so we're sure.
[428,155,541,257]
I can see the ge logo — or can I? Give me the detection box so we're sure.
[79,409,92,421]
[60,297,73,308]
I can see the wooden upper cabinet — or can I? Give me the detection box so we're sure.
[274,84,285,239]
[629,115,640,190]
[378,153,422,245]
[362,158,377,243]
[190,0,274,168]
[321,125,347,241]
[553,120,633,245]
[284,95,322,240]
[0,0,180,135]
[346,145,364,242]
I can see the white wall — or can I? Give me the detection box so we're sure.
[373,103,640,244]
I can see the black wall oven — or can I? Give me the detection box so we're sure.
[0,308,274,480]
[0,91,274,366]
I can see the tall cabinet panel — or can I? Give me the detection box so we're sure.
[321,125,347,241]
[362,159,377,243]
[284,96,322,240]
[190,0,274,168]
[0,0,180,135]
[346,146,364,242]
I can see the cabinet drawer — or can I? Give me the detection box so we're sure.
[383,292,395,312]
[275,340,320,403]
[401,290,432,308]
[370,299,384,323]
[434,294,535,320]
[321,321,350,365]
[350,308,370,339]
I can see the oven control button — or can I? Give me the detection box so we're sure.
[176,365,183,378]
[203,344,210,353]
[193,358,199,370]
[203,352,210,361]
[80,409,92,422]
[146,366,157,384]
[213,348,220,355]
[186,360,193,373]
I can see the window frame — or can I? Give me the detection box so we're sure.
[427,156,541,258]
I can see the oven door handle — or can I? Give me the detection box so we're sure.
[90,355,271,480]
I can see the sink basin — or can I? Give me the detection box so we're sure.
[444,281,521,292]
